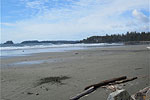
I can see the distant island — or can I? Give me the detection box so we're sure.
[2,31,150,45]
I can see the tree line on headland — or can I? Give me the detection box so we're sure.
[80,31,150,44]
[3,31,150,45]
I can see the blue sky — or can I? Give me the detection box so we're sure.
[1,0,150,43]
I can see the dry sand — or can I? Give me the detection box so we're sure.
[1,45,150,100]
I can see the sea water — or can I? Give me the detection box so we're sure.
[0,43,123,58]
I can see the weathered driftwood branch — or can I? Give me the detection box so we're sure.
[70,86,95,100]
[84,76,127,90]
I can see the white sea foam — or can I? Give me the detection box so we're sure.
[0,43,123,51]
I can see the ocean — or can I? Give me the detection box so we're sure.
[0,43,124,58]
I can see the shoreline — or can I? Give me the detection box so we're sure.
[1,45,126,68]
[1,43,124,58]
[1,44,150,100]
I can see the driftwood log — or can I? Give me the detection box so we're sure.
[84,76,127,90]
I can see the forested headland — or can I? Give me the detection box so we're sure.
[80,32,150,44]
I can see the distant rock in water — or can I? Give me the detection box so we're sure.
[4,41,14,44]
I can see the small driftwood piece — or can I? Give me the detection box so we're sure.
[111,77,137,85]
[70,76,127,100]
[70,86,95,100]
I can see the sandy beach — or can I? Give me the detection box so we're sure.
[1,45,150,100]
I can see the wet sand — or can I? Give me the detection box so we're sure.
[1,45,150,100]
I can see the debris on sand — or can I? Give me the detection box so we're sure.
[135,68,143,70]
[35,93,39,95]
[26,92,39,96]
[75,53,79,55]
[40,86,49,91]
[27,92,34,95]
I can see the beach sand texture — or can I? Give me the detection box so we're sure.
[1,45,150,100]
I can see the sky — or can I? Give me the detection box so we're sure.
[1,0,150,43]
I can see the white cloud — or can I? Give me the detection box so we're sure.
[132,9,149,23]
[1,23,15,26]
[1,0,149,42]
[26,1,42,9]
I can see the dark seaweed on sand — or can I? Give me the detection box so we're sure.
[36,76,70,86]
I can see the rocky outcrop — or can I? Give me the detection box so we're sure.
[4,41,14,44]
